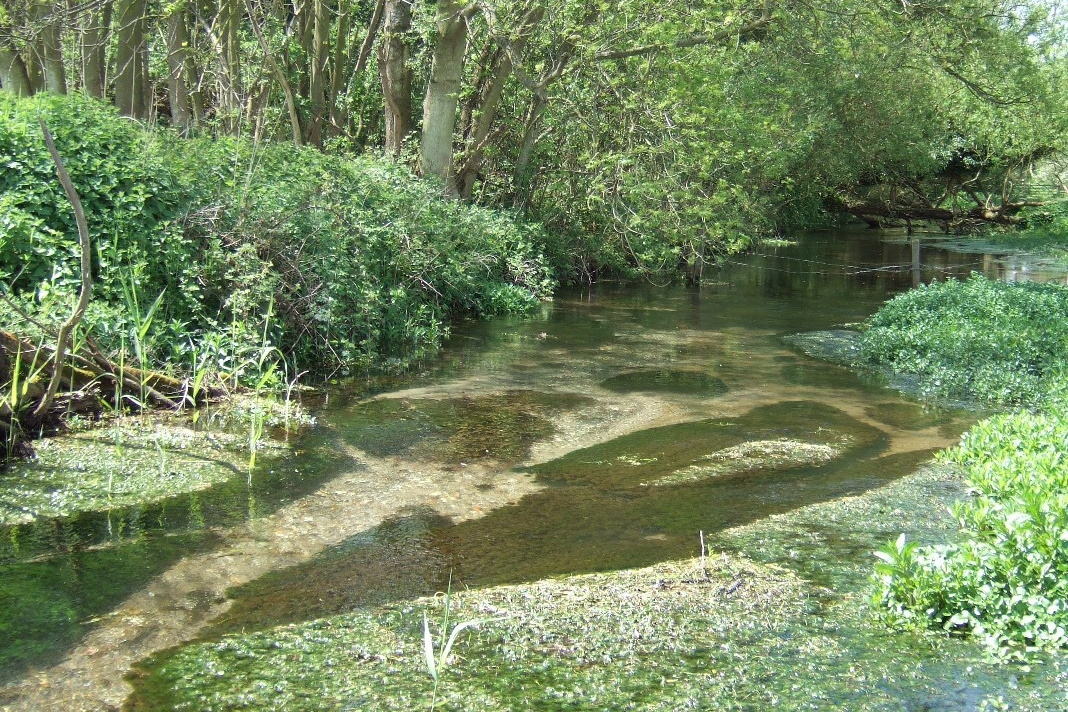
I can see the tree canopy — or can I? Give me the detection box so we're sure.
[1,0,1066,274]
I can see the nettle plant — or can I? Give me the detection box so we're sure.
[874,411,1068,658]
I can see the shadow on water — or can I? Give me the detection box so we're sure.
[0,443,359,682]
[207,400,948,635]
[331,389,594,464]
[3,230,1050,696]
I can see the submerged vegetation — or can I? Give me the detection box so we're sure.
[129,464,1068,711]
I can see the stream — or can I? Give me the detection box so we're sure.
[2,230,1066,711]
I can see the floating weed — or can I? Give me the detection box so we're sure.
[129,555,811,712]
[653,438,842,486]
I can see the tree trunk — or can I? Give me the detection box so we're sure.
[0,35,33,95]
[215,0,243,132]
[511,96,546,208]
[306,0,330,147]
[114,0,149,119]
[420,1,472,187]
[456,6,544,199]
[80,0,112,99]
[327,5,351,138]
[378,0,413,154]
[246,0,303,146]
[165,3,193,133]
[354,0,384,73]
[34,1,67,93]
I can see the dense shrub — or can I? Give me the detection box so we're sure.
[0,93,554,383]
[858,274,1068,407]
[866,274,1068,657]
[0,92,204,313]
[874,411,1068,658]
[174,140,554,372]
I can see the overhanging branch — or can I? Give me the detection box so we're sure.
[593,1,774,61]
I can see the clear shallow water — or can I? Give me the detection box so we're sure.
[1,230,1060,708]
[208,232,996,632]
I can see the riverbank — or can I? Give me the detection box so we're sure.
[1,92,555,459]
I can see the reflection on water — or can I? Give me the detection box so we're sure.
[1,230,1058,701]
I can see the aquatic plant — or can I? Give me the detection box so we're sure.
[421,575,504,711]
[874,411,1068,658]
[858,274,1068,407]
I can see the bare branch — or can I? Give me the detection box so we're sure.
[30,121,93,423]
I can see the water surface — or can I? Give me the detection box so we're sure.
[211,231,999,631]
[0,231,1052,709]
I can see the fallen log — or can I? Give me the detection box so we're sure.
[831,197,1046,230]
[1,327,229,461]
[1,329,226,407]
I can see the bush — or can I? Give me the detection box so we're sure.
[0,93,554,384]
[178,141,554,372]
[0,92,204,316]
[858,274,1068,407]
[874,411,1068,658]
